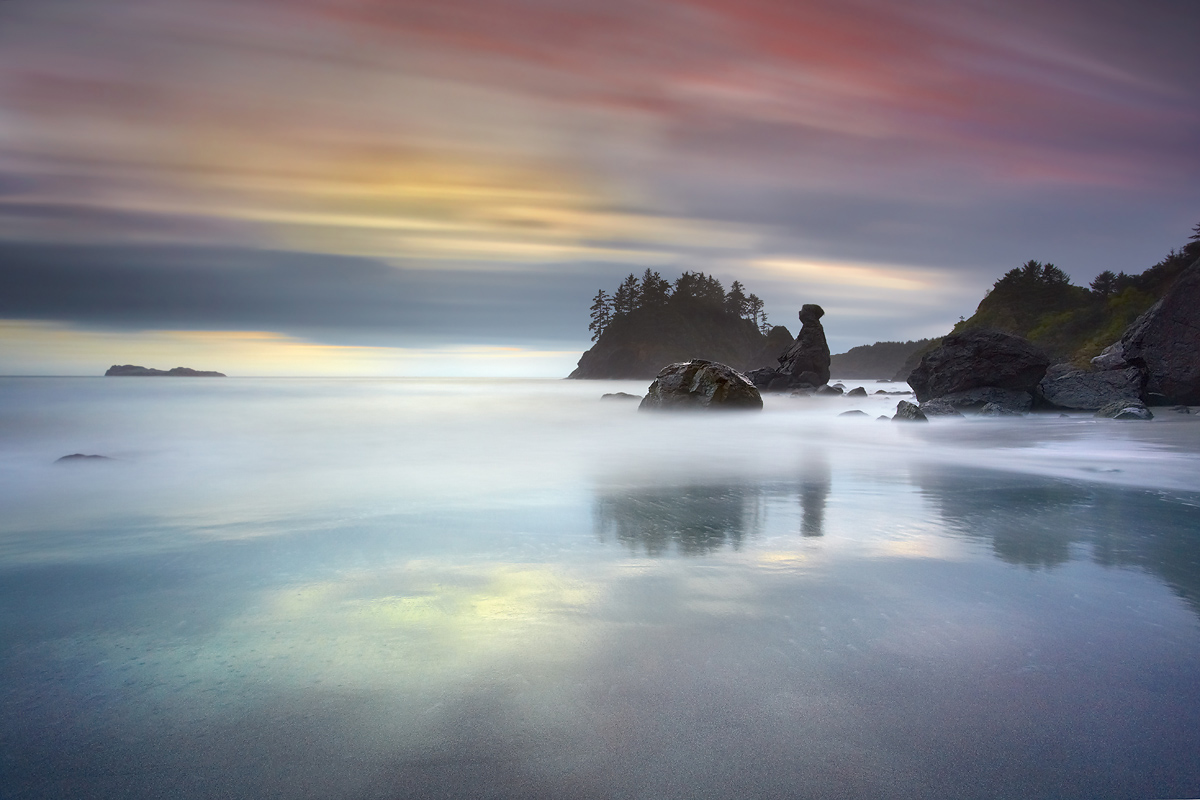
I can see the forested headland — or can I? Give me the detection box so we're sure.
[946,222,1200,367]
[568,269,793,379]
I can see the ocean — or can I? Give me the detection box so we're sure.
[2,376,1200,799]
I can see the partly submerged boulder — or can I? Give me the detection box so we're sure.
[934,387,1033,413]
[919,398,965,417]
[893,400,928,422]
[601,392,642,402]
[1037,365,1143,410]
[1090,257,1200,404]
[907,330,1049,403]
[639,360,763,411]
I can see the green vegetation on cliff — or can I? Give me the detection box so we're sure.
[951,223,1200,365]
[570,269,793,379]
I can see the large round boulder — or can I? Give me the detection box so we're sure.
[639,360,763,411]
[907,330,1049,403]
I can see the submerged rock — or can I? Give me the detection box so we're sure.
[639,360,763,412]
[935,387,1033,413]
[846,386,867,397]
[55,453,112,463]
[1095,399,1154,421]
[907,330,1048,403]
[601,392,642,402]
[815,384,843,396]
[838,409,869,417]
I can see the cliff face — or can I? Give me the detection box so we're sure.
[568,306,791,379]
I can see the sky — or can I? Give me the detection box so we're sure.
[1,0,1198,376]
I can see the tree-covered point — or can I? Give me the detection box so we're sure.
[589,269,770,342]
[571,269,791,379]
[952,222,1200,365]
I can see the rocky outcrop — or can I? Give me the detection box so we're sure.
[638,360,763,411]
[55,453,112,463]
[748,304,831,391]
[1090,257,1200,404]
[907,330,1049,403]
[1095,399,1154,421]
[1037,365,1143,410]
[106,365,226,377]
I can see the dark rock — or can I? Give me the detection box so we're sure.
[980,403,1022,417]
[639,360,763,412]
[777,304,831,387]
[838,409,868,417]
[846,386,867,397]
[55,453,112,463]
[907,330,1049,403]
[767,376,794,392]
[1171,405,1192,414]
[831,382,845,390]
[601,392,641,402]
[876,415,890,421]
[1090,257,1200,403]
[919,399,965,417]
[1037,366,1143,410]
[935,387,1033,412]
[893,400,928,422]
[106,364,225,377]
[815,384,843,396]
[1095,399,1154,420]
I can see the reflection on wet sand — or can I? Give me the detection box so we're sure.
[916,466,1200,616]
[798,455,831,537]
[593,456,834,553]
[593,484,764,555]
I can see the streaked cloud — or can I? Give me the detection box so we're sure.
[0,0,1197,372]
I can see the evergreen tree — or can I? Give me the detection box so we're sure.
[1090,270,1117,297]
[612,273,641,317]
[588,290,612,342]
[725,280,748,317]
[746,294,765,329]
[640,269,671,308]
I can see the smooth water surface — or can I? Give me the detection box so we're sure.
[2,377,1200,799]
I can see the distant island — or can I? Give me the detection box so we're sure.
[105,365,226,377]
[568,269,793,379]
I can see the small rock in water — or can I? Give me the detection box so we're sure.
[838,409,868,417]
[919,398,965,417]
[601,392,642,402]
[1171,405,1192,414]
[893,400,928,422]
[1094,400,1154,420]
[846,386,867,397]
[816,385,843,396]
[55,453,112,463]
[979,402,1023,417]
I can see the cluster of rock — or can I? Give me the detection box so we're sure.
[902,256,1200,420]
[746,304,831,391]
[105,365,226,377]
